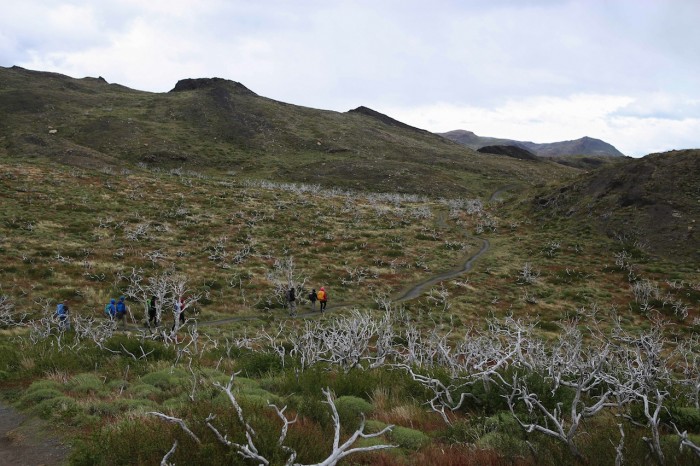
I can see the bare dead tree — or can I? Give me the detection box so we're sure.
[160,441,177,466]
[169,274,201,335]
[124,269,171,329]
[676,333,700,409]
[609,318,674,465]
[266,256,308,308]
[192,374,396,466]
[308,387,396,466]
[146,412,201,444]
[672,422,700,459]
[517,262,540,285]
[0,294,26,327]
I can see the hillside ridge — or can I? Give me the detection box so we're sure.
[440,129,625,157]
[0,65,577,198]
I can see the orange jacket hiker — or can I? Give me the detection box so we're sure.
[318,287,328,312]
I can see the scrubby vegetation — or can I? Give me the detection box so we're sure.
[1,154,699,465]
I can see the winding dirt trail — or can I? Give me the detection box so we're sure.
[392,238,489,302]
[198,235,489,326]
[0,402,69,465]
[199,190,503,326]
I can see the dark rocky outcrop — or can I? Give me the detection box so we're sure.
[170,78,257,96]
[477,145,539,161]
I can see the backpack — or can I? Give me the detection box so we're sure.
[55,303,64,317]
[104,303,112,316]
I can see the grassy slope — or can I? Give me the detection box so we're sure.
[1,157,699,465]
[0,65,577,198]
[1,67,700,465]
[534,149,700,263]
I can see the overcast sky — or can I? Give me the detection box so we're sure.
[2,0,700,156]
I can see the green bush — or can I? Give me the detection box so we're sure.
[32,395,80,422]
[140,368,190,391]
[104,334,176,361]
[296,395,331,428]
[483,411,521,434]
[19,387,64,407]
[106,378,128,391]
[235,350,283,377]
[67,373,105,395]
[335,395,373,430]
[668,407,700,432]
[388,425,430,450]
[162,394,190,411]
[128,382,163,400]
[364,419,389,434]
[0,341,20,374]
[475,432,529,457]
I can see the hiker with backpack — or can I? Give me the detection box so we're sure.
[116,296,128,329]
[309,288,318,312]
[105,298,117,320]
[55,300,70,330]
[147,295,158,328]
[172,298,186,332]
[286,286,297,317]
[317,287,328,312]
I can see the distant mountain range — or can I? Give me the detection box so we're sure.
[438,130,625,158]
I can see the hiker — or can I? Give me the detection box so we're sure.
[287,286,297,316]
[116,296,128,329]
[55,300,70,330]
[309,288,318,312]
[105,298,117,320]
[147,295,158,328]
[172,298,186,332]
[318,287,328,312]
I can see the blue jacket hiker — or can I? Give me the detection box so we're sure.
[115,296,127,329]
[105,299,116,318]
[55,300,69,330]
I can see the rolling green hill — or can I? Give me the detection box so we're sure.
[534,149,700,263]
[0,65,577,198]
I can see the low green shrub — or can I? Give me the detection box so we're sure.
[235,350,283,377]
[335,395,373,430]
[475,432,529,457]
[0,341,20,374]
[364,419,389,434]
[104,334,176,361]
[67,373,105,395]
[389,425,430,450]
[128,382,163,400]
[140,368,190,391]
[32,395,80,422]
[668,407,700,432]
[19,387,64,407]
[295,395,331,428]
